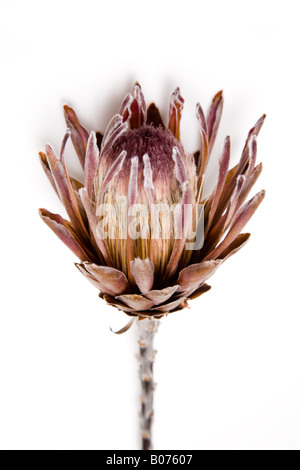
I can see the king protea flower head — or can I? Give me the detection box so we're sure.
[39,83,265,324]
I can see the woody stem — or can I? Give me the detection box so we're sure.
[137,318,160,451]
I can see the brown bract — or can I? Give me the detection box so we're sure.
[39,83,265,321]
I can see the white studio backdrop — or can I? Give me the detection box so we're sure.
[0,0,299,450]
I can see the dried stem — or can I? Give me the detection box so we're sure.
[137,318,160,451]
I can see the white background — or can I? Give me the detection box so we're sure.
[0,0,299,450]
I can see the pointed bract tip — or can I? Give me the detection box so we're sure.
[63,104,79,123]
[171,87,184,102]
[78,186,87,198]
[63,104,72,114]
[214,90,223,102]
[253,189,266,205]
[196,102,205,116]
[39,150,47,160]
[237,174,246,184]
[88,130,96,140]
[257,161,263,171]
[256,113,266,127]
[45,143,55,154]
[249,114,266,137]
[259,188,266,199]
[218,136,231,163]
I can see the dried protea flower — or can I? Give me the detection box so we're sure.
[39,83,265,450]
[39,83,265,323]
